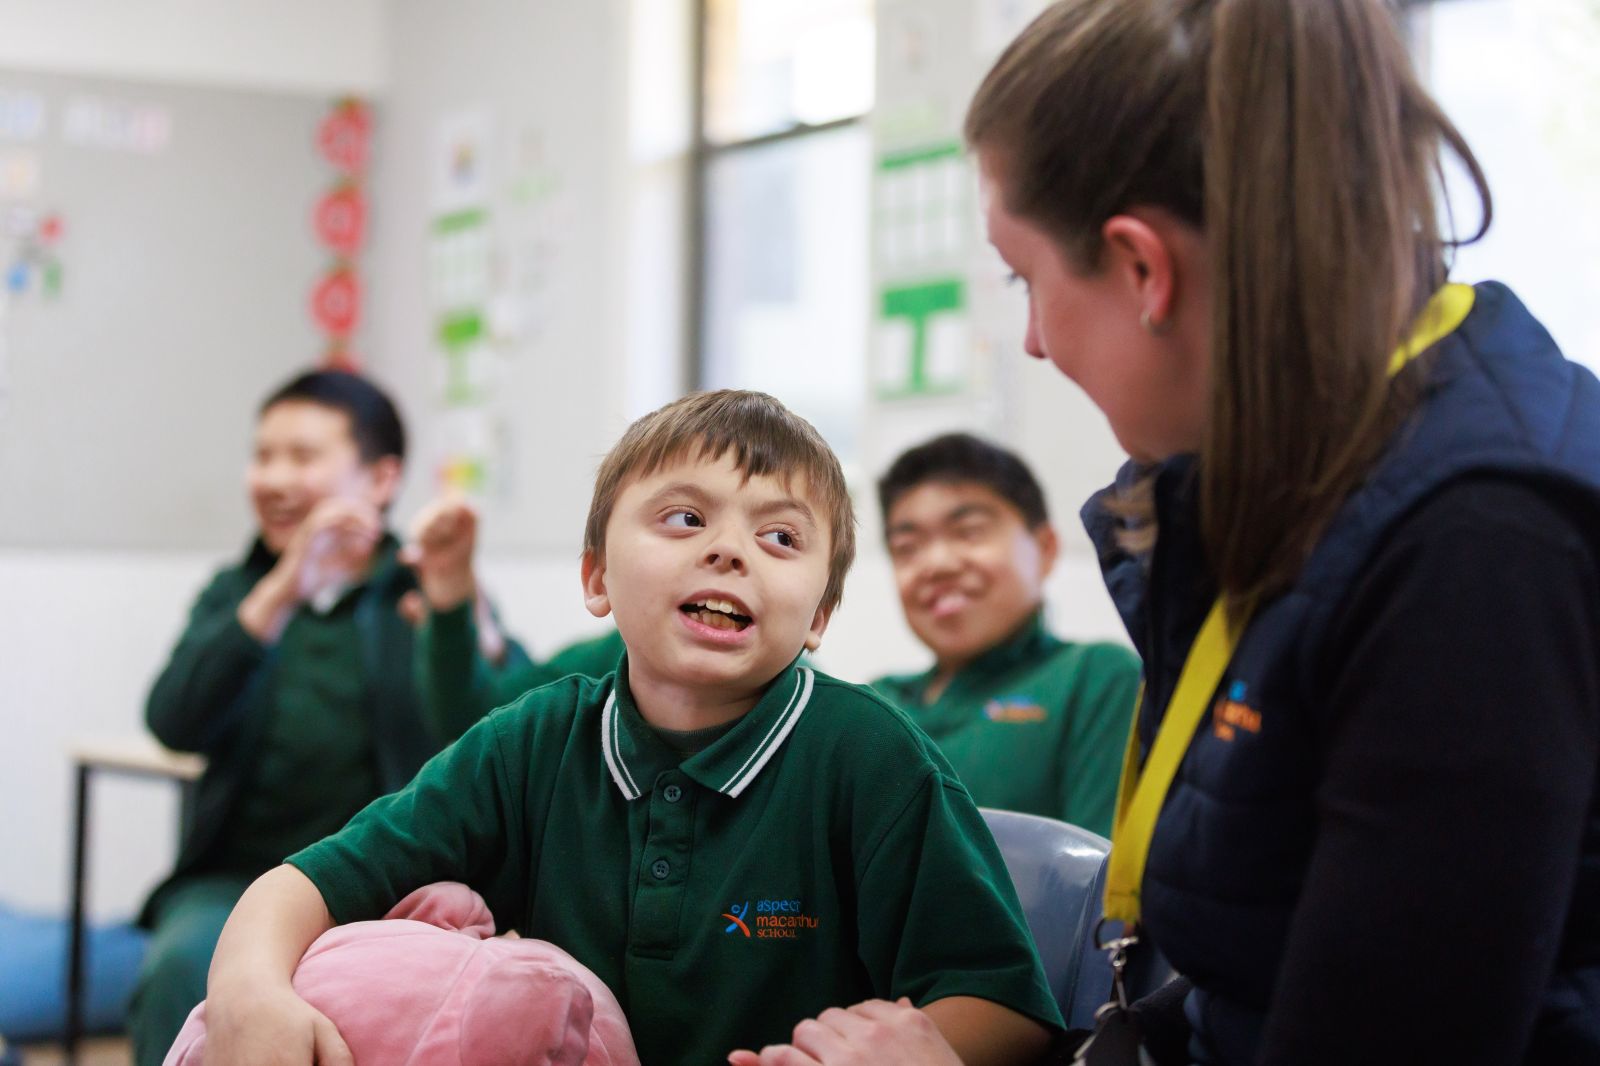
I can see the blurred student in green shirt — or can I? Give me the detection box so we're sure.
[131,371,532,1066]
[871,433,1140,835]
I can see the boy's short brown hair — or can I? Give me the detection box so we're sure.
[584,390,856,614]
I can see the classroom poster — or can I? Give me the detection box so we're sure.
[872,142,972,399]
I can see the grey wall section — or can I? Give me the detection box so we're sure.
[0,69,340,550]
[371,0,629,555]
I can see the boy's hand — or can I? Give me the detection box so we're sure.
[728,999,964,1066]
[400,495,479,611]
[239,498,382,642]
[205,985,353,1066]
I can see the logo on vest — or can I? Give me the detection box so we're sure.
[1212,680,1262,742]
[983,696,1048,723]
[721,898,821,940]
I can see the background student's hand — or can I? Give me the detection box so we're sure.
[239,498,383,642]
[204,985,353,1066]
[400,494,479,612]
[728,999,965,1066]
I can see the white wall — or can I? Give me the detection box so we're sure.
[0,552,220,919]
[0,0,389,96]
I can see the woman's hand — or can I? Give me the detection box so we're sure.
[728,998,965,1066]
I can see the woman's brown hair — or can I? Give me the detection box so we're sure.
[966,0,1491,607]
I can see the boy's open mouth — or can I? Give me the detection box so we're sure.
[680,599,754,632]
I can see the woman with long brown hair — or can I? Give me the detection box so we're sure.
[734,1,1600,1063]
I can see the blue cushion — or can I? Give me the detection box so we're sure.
[0,904,148,1042]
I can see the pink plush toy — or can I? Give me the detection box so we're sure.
[164,882,638,1066]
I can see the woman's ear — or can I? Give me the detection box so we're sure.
[1102,212,1178,331]
[581,550,612,619]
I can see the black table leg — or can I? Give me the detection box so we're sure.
[64,762,89,1066]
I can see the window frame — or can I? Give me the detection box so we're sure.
[686,0,874,389]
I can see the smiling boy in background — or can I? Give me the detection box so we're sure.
[871,433,1139,834]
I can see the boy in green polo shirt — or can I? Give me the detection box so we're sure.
[872,433,1140,836]
[197,391,1060,1066]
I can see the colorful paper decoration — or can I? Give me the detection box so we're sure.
[4,209,66,299]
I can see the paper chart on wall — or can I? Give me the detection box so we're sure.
[432,108,493,216]
[873,141,973,399]
[428,110,572,502]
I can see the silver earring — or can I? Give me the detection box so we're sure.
[1140,309,1167,335]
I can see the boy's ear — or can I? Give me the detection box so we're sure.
[581,549,612,619]
[803,601,835,653]
[1034,521,1060,582]
[365,455,403,511]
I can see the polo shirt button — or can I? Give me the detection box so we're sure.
[651,859,671,880]
[663,784,683,803]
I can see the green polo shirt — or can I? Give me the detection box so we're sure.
[871,613,1140,836]
[206,587,379,877]
[289,658,1061,1065]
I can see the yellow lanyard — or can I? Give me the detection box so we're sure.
[1102,283,1477,926]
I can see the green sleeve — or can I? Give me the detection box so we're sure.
[286,709,529,928]
[146,569,268,753]
[855,771,1064,1030]
[413,603,539,743]
[1057,643,1142,837]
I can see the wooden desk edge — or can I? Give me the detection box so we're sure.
[69,738,207,781]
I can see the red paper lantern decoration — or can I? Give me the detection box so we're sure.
[317,100,371,175]
[312,99,370,369]
[313,184,366,257]
[311,269,361,337]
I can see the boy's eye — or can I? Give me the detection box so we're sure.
[759,529,796,549]
[954,518,994,541]
[664,510,703,529]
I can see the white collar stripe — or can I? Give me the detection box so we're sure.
[724,667,814,798]
[600,690,640,800]
[614,694,642,797]
[719,668,804,793]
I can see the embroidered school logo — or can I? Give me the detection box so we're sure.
[722,901,751,937]
[722,898,822,940]
[1212,680,1262,742]
[983,696,1048,723]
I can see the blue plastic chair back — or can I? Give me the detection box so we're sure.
[981,809,1115,1030]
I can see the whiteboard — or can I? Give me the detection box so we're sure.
[0,69,354,550]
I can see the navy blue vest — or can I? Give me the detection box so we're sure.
[1084,283,1600,1062]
